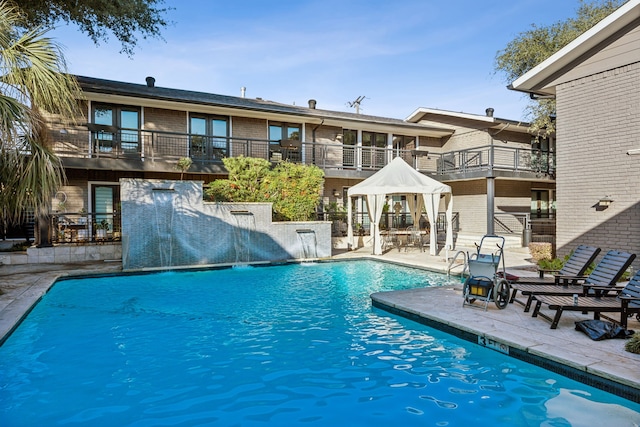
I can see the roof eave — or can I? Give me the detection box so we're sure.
[510,0,640,94]
[406,107,530,132]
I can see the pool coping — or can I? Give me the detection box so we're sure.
[370,286,640,404]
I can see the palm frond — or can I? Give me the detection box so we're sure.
[0,0,77,226]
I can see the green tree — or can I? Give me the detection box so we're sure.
[208,157,273,203]
[266,161,325,221]
[495,0,624,137]
[12,0,170,56]
[0,1,81,234]
[205,157,324,221]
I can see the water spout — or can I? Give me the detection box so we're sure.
[152,188,176,267]
[296,229,318,260]
[231,210,255,265]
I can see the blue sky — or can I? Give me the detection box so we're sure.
[48,0,584,121]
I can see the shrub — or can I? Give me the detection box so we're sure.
[0,241,30,252]
[204,156,324,221]
[625,333,640,354]
[529,242,553,264]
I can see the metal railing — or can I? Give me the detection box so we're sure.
[493,212,556,245]
[50,212,121,244]
[494,212,529,235]
[49,127,555,176]
[437,145,554,176]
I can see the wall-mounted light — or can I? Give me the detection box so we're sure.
[597,196,613,208]
[333,133,343,142]
[332,189,340,198]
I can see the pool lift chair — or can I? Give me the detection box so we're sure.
[462,235,511,311]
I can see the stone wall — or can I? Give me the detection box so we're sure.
[0,243,121,265]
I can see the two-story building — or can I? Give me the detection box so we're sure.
[36,74,554,250]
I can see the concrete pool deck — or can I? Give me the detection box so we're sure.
[1,246,639,403]
[334,246,640,403]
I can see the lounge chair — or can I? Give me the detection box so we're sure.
[515,250,636,312]
[509,245,601,307]
[531,269,640,329]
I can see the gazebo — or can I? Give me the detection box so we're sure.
[346,157,453,256]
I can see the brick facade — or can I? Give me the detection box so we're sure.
[231,117,267,139]
[448,180,531,235]
[144,107,186,132]
[555,62,640,258]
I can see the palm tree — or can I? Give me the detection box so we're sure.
[0,1,81,244]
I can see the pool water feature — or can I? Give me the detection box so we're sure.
[230,210,256,265]
[1,261,639,426]
[151,188,176,267]
[296,229,318,259]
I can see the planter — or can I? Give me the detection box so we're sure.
[77,229,88,241]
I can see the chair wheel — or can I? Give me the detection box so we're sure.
[494,279,510,309]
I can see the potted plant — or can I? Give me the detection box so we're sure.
[175,157,193,180]
[95,219,110,239]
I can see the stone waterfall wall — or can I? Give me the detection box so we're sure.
[120,179,331,270]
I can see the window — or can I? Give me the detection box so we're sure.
[91,184,120,240]
[342,129,357,167]
[362,131,387,168]
[393,135,416,163]
[268,122,300,161]
[189,114,228,161]
[91,104,140,155]
[531,189,555,219]
[530,137,554,174]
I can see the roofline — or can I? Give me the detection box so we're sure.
[510,0,640,95]
[74,75,451,136]
[406,107,530,128]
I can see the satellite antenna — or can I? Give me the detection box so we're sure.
[347,95,366,114]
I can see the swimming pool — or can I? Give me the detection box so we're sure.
[1,260,639,426]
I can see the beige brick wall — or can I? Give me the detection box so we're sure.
[450,180,487,233]
[449,179,531,235]
[144,108,186,132]
[55,179,89,213]
[443,130,530,152]
[232,117,267,139]
[555,62,640,257]
[443,130,491,152]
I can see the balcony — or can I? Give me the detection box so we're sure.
[49,126,554,179]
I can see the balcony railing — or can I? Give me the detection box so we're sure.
[433,146,554,175]
[51,212,121,244]
[49,126,555,177]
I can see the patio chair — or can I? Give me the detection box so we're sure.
[509,245,601,307]
[531,269,640,329]
[515,250,636,312]
[404,226,424,252]
[382,228,400,252]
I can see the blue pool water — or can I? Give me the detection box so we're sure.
[1,260,639,426]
